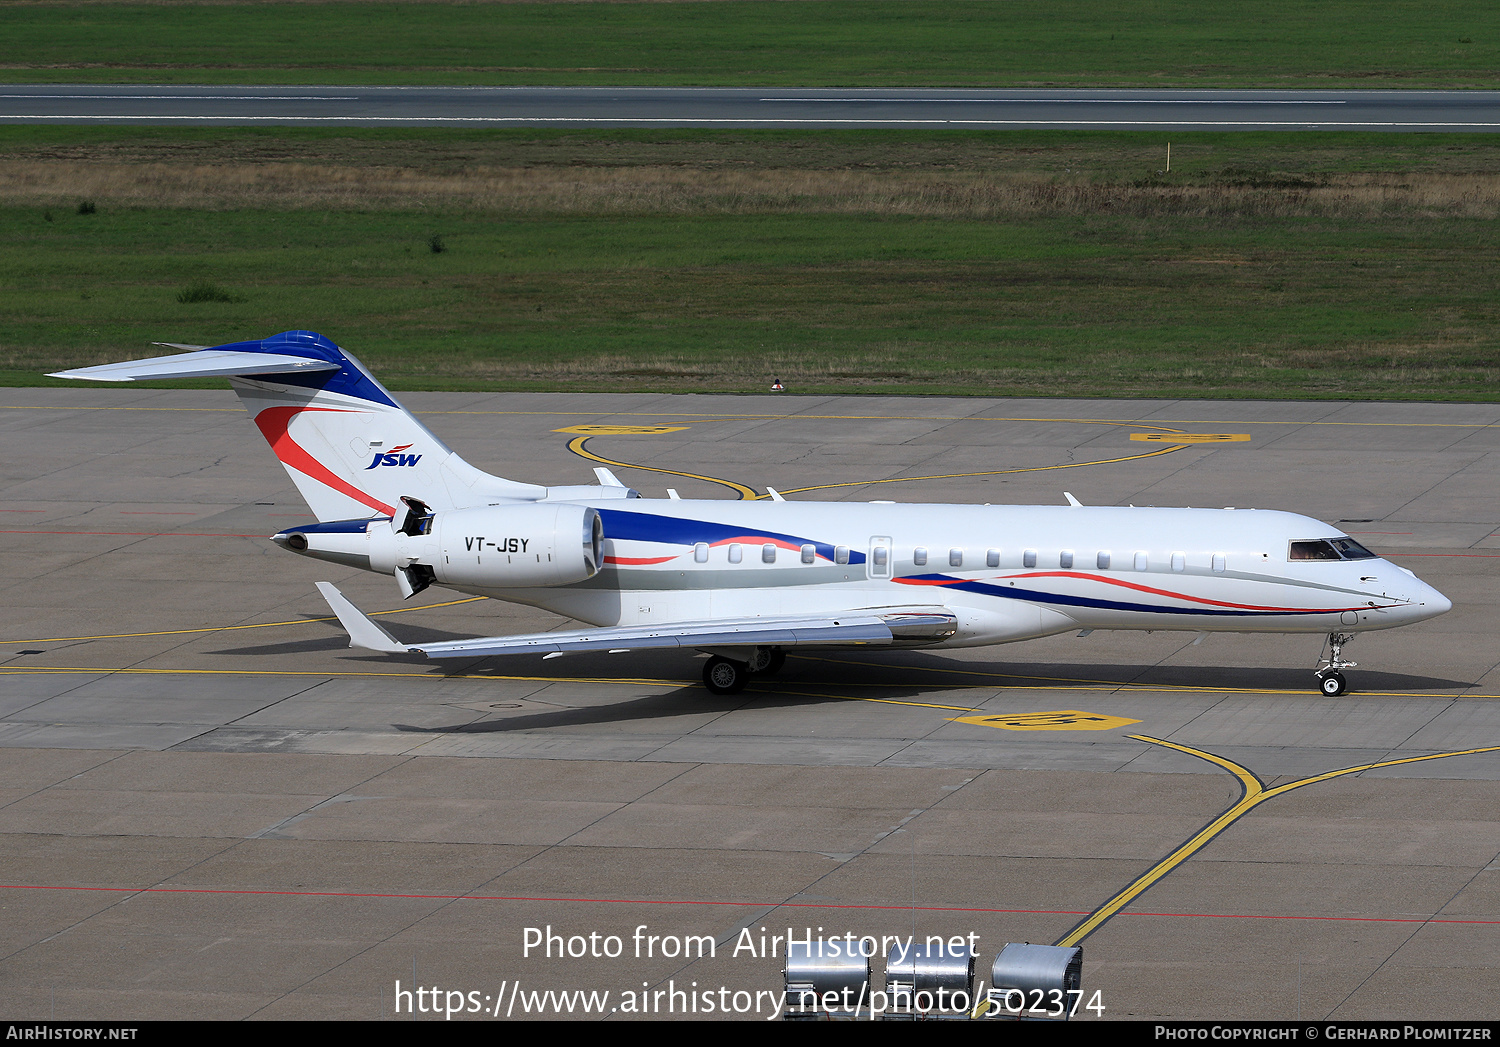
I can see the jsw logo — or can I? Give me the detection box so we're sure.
[365,443,422,469]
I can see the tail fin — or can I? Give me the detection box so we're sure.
[51,330,543,520]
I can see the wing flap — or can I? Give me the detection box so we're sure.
[312,583,955,660]
[418,617,898,659]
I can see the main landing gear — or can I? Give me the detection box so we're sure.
[1315,632,1357,696]
[701,647,787,695]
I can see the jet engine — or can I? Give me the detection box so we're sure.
[274,500,603,598]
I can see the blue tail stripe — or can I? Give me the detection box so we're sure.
[210,330,398,409]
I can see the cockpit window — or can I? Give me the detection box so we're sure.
[1289,538,1376,561]
[1329,537,1376,560]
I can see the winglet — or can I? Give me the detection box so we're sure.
[314,582,410,653]
[1064,492,1083,507]
[594,467,626,487]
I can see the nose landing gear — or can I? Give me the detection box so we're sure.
[1315,632,1357,696]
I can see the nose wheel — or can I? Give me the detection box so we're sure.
[1315,632,1357,696]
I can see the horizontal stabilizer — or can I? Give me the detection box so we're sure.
[49,349,340,383]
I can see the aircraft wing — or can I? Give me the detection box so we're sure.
[315,582,956,659]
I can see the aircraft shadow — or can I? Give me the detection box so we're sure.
[393,686,758,734]
[387,651,1476,735]
[838,652,1472,694]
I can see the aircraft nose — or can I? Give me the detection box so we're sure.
[1423,586,1453,617]
[1406,580,1451,620]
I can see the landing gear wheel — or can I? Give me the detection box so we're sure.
[1315,632,1357,697]
[746,648,787,676]
[703,656,748,695]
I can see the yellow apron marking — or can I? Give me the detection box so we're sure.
[951,710,1141,731]
[566,435,760,500]
[1053,737,1500,948]
[1131,432,1250,443]
[552,424,688,436]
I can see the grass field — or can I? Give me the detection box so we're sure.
[2,0,1499,88]
[4,128,1497,401]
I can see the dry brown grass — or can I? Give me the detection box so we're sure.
[7,160,1500,218]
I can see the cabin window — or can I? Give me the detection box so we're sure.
[1097,551,1111,570]
[1023,549,1037,568]
[949,548,964,567]
[986,548,1000,568]
[1060,550,1074,569]
[762,543,777,564]
[913,546,928,566]
[728,543,743,564]
[800,544,816,564]
[1171,552,1185,572]
[835,545,850,565]
[694,542,709,563]
[1212,553,1226,573]
[874,547,889,566]
[1134,551,1148,571]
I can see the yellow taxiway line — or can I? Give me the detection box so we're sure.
[566,434,761,500]
[564,423,1192,500]
[1053,737,1500,948]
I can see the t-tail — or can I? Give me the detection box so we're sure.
[50,330,549,520]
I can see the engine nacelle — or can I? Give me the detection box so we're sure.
[279,502,602,591]
[435,503,602,588]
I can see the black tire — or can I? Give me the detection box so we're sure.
[1320,672,1347,696]
[703,656,748,695]
[746,648,787,676]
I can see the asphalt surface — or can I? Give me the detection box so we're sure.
[5,85,1500,130]
[1,387,1497,1021]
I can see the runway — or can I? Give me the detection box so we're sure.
[6,85,1500,130]
[1,387,1497,1020]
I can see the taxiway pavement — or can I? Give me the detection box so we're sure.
[1,388,1496,1020]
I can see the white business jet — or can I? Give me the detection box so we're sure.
[52,331,1450,697]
